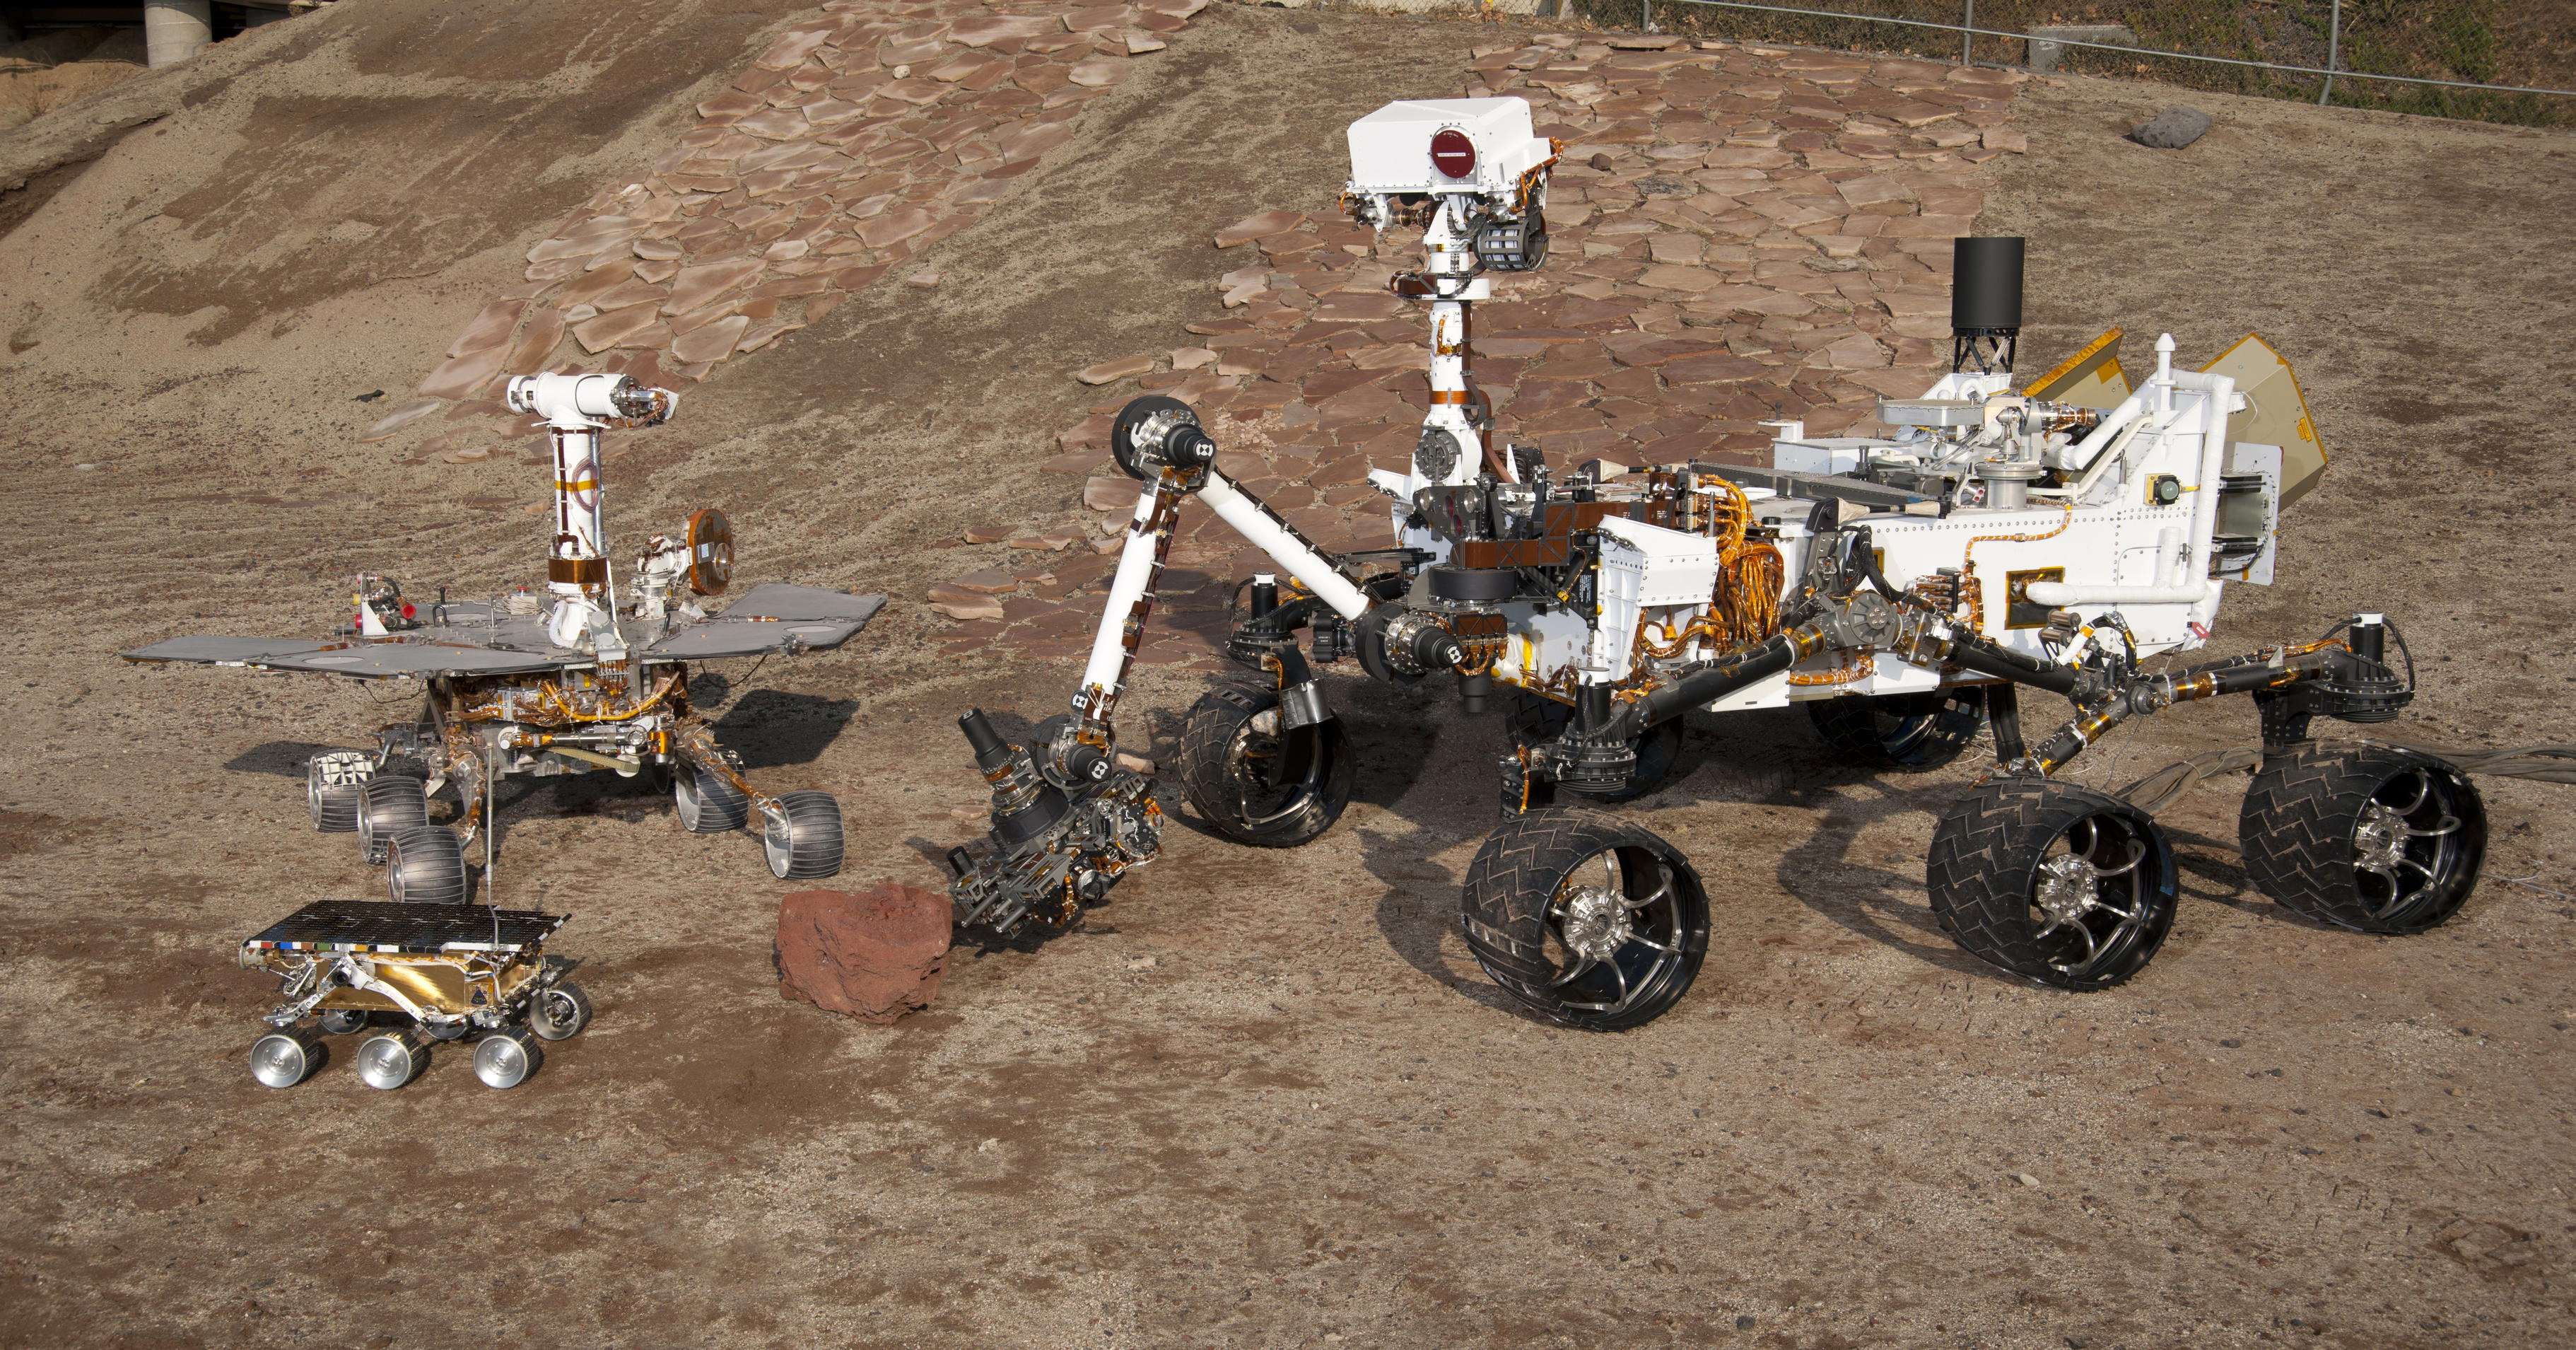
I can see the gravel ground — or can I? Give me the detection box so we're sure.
[1,4,2572,1347]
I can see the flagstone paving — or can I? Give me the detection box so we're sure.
[358,0,1212,452]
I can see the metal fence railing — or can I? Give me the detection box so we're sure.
[1536,0,2576,127]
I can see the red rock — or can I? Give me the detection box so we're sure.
[416,344,508,400]
[446,300,528,359]
[953,13,1063,45]
[858,207,937,248]
[356,398,446,443]
[756,30,833,71]
[1067,57,1125,87]
[1085,476,1142,511]
[571,306,663,355]
[1213,209,1306,249]
[505,310,568,376]
[774,885,950,1025]
[671,315,751,364]
[1663,352,1772,385]
[1077,354,1154,385]
[665,260,766,315]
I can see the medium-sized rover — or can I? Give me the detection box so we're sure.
[123,373,880,897]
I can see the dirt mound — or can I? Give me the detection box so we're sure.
[0,27,146,132]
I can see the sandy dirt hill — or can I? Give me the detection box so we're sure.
[3,1,2575,1346]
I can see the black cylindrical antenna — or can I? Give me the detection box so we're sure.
[1950,236,2024,376]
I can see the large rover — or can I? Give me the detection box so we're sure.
[943,99,2485,1029]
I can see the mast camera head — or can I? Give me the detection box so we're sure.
[1343,98,1557,230]
[505,373,679,429]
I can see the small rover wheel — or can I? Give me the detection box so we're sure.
[1807,688,1986,772]
[308,752,373,832]
[385,827,469,904]
[674,761,751,833]
[249,1028,324,1088]
[2238,745,2486,933]
[357,776,430,864]
[472,1029,543,1089]
[1927,777,2177,990]
[763,791,845,880]
[317,1008,370,1036]
[353,1032,428,1090]
[1460,807,1710,1031]
[527,983,591,1042]
[1502,693,1682,802]
[1178,683,1354,848]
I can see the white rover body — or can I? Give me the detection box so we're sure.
[947,101,2483,1028]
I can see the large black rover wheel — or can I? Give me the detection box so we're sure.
[2238,745,2486,933]
[1927,777,2177,991]
[1177,682,1353,848]
[1460,807,1710,1031]
[1502,692,1682,803]
[1807,687,1986,772]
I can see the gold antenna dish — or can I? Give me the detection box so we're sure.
[686,508,734,596]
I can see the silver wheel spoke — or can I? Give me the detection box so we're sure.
[2391,772,2432,815]
[2404,815,2461,839]
[1550,955,1596,989]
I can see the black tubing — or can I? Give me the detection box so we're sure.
[1945,636,2081,697]
[1627,633,1807,733]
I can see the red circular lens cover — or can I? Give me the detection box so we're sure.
[1429,128,1476,179]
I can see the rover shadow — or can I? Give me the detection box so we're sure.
[705,689,859,770]
[1683,708,2029,986]
[224,740,346,779]
[1357,825,1526,1020]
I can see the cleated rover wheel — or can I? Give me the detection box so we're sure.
[1502,693,1682,803]
[1927,777,2177,991]
[1807,688,1987,772]
[472,1029,544,1089]
[527,982,591,1042]
[1460,807,1710,1031]
[385,827,469,904]
[308,752,373,832]
[353,1031,428,1090]
[674,762,751,833]
[763,791,846,880]
[356,775,430,864]
[249,1028,325,1088]
[2237,745,2486,934]
[1178,683,1354,848]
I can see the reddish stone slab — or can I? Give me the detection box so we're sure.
[775,885,950,1025]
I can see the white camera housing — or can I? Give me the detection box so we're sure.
[505,373,676,430]
[1345,98,1551,199]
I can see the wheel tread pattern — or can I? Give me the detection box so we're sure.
[768,791,845,880]
[1925,776,2174,991]
[1460,806,1709,1031]
[2237,744,2486,934]
[385,826,469,904]
[1176,684,1351,848]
